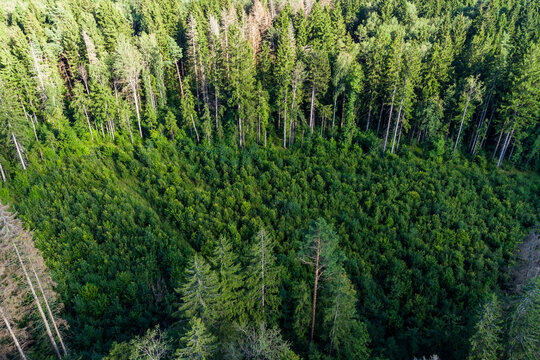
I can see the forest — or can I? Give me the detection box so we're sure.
[0,0,538,359]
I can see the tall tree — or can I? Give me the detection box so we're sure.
[299,218,340,342]
[246,228,282,325]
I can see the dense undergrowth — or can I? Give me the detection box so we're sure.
[1,134,537,359]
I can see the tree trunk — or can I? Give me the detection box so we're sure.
[191,114,200,144]
[261,232,265,319]
[1,307,27,360]
[12,134,26,170]
[12,242,61,359]
[332,95,337,137]
[497,127,514,167]
[492,121,507,161]
[376,103,384,134]
[366,106,371,131]
[82,104,94,141]
[309,84,316,134]
[175,61,185,97]
[383,78,399,154]
[452,93,471,159]
[391,79,407,154]
[283,89,288,149]
[0,157,6,182]
[32,266,67,356]
[131,83,143,139]
[310,236,320,342]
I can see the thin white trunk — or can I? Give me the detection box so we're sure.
[391,79,407,154]
[12,133,26,170]
[131,83,143,138]
[82,104,94,141]
[12,242,61,359]
[452,93,471,159]
[0,158,6,182]
[191,114,200,143]
[32,266,67,356]
[1,307,27,360]
[309,84,316,133]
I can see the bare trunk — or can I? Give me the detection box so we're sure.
[492,119,508,161]
[12,133,26,170]
[452,94,471,159]
[261,232,265,319]
[82,104,94,141]
[175,61,185,97]
[32,266,67,356]
[309,84,316,133]
[391,80,407,154]
[310,237,320,342]
[132,83,143,139]
[497,127,514,167]
[332,96,337,137]
[283,89,288,149]
[376,103,384,133]
[383,78,399,154]
[12,242,61,359]
[1,308,27,360]
[191,114,200,143]
[0,157,6,182]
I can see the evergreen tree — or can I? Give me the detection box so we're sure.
[177,255,219,325]
[246,228,282,326]
[467,294,503,360]
[299,218,341,342]
[176,317,217,360]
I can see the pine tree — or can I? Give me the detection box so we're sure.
[209,236,244,323]
[176,317,217,360]
[299,218,341,342]
[507,278,540,360]
[246,228,282,326]
[467,294,503,360]
[177,255,219,325]
[323,270,370,359]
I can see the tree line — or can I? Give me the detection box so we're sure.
[0,0,539,181]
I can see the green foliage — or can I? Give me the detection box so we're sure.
[467,294,503,360]
[176,317,217,360]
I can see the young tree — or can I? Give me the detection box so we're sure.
[177,255,219,325]
[176,317,217,360]
[209,236,244,323]
[507,278,540,360]
[299,218,340,342]
[467,294,503,360]
[323,270,370,359]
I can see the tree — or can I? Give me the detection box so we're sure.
[246,228,282,325]
[452,75,484,159]
[177,255,219,325]
[323,270,370,359]
[210,236,244,323]
[467,294,503,360]
[113,36,144,138]
[176,317,217,360]
[181,78,200,143]
[307,41,330,134]
[299,218,340,342]
[507,278,540,360]
[131,326,170,360]
[224,322,296,360]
